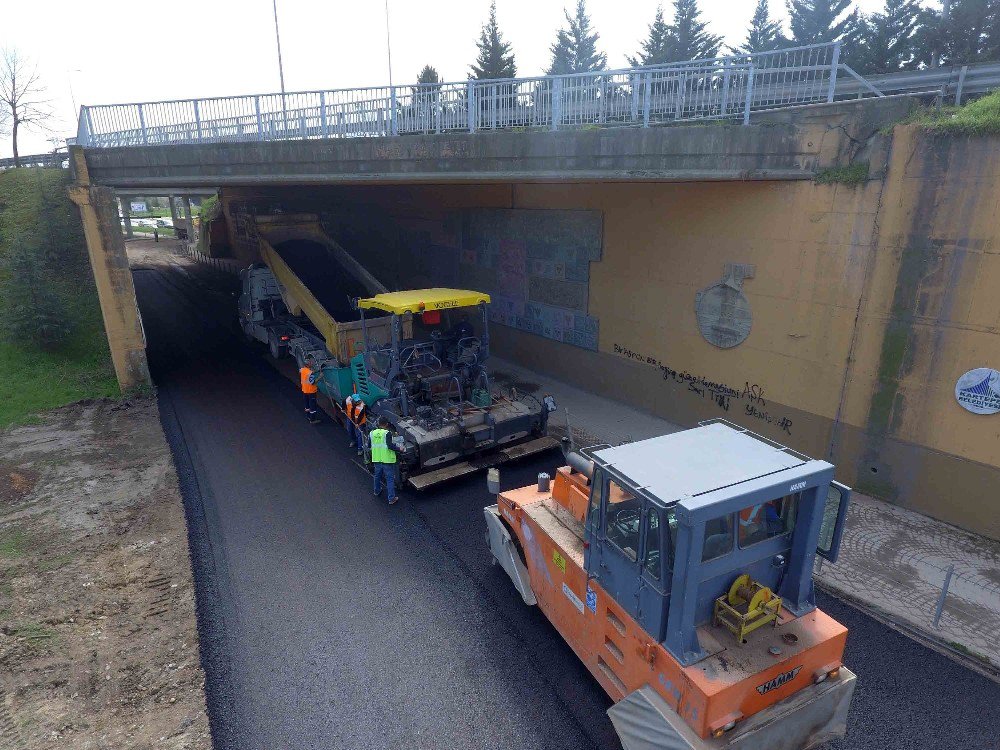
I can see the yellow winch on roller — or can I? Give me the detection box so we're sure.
[713,573,783,643]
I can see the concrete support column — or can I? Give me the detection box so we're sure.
[168,194,179,229]
[68,154,151,391]
[119,196,134,239]
[182,196,193,243]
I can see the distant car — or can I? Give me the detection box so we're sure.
[155,219,168,228]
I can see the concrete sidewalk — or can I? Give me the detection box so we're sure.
[491,357,1000,677]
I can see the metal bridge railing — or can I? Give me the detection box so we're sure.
[0,151,69,170]
[76,43,856,149]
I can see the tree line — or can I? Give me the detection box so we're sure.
[417,0,1000,85]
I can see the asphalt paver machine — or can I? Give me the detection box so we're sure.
[354,289,558,488]
[485,420,855,750]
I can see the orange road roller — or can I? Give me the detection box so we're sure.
[485,420,856,749]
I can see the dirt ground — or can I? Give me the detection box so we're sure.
[0,397,211,749]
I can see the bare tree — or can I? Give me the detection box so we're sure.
[0,48,53,167]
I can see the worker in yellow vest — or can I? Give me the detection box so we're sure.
[299,355,321,424]
[369,416,399,506]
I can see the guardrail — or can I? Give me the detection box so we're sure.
[837,61,1000,104]
[0,151,69,169]
[77,42,850,148]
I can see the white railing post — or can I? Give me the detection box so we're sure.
[955,65,968,105]
[599,75,607,124]
[193,100,202,141]
[467,81,476,133]
[630,73,640,123]
[642,72,652,127]
[320,92,329,137]
[551,77,563,131]
[674,71,686,120]
[435,89,442,133]
[743,63,755,125]
[138,104,149,145]
[827,42,841,103]
[389,86,398,136]
[720,60,732,116]
[255,96,263,139]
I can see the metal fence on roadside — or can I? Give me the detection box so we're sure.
[76,42,860,148]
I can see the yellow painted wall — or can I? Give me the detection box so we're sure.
[214,127,1000,538]
[510,180,882,425]
[838,126,1000,536]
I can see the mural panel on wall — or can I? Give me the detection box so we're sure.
[459,209,603,351]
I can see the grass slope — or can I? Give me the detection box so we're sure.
[0,169,119,428]
[900,90,1000,136]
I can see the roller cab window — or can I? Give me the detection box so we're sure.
[738,494,799,548]
[604,478,640,562]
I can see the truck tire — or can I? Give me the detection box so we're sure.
[268,335,286,360]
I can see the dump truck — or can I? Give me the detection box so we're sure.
[238,214,558,487]
[485,420,855,750]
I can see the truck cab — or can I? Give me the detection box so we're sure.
[238,264,298,359]
[485,420,855,750]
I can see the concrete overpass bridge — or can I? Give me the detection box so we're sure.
[74,42,895,189]
[64,43,1000,539]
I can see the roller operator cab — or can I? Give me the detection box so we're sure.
[485,421,856,750]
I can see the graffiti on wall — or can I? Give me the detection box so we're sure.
[457,209,603,351]
[315,204,603,351]
[613,342,794,435]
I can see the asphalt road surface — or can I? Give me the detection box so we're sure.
[132,259,997,750]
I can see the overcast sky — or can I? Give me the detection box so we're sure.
[3,0,919,157]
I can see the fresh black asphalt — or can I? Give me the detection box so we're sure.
[133,261,997,750]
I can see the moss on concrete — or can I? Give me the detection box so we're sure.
[814,162,869,186]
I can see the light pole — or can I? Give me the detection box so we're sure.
[384,0,393,87]
[272,0,286,95]
[67,69,82,118]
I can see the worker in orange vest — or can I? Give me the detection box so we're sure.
[300,355,322,424]
[345,393,367,455]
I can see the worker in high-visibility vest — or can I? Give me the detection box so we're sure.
[739,500,784,542]
[345,393,367,455]
[299,355,322,424]
[369,416,399,506]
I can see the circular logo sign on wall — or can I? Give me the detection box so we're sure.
[954,367,1000,414]
[695,263,755,349]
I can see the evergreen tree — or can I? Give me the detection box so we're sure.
[665,0,722,62]
[417,65,441,84]
[850,0,923,74]
[547,0,607,75]
[470,1,517,80]
[628,5,671,66]
[786,0,857,44]
[924,0,998,64]
[734,0,786,55]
